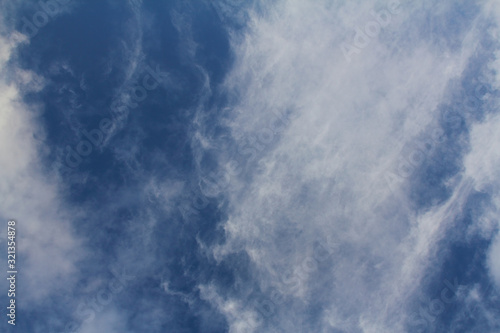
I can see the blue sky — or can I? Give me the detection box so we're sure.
[0,0,499,332]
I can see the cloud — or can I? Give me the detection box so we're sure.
[0,2,198,332]
[190,0,500,331]
[1,0,499,331]
[463,0,500,297]
[77,308,132,333]
[0,30,84,307]
[465,111,500,287]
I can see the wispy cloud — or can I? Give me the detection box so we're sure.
[190,0,500,331]
[2,0,499,331]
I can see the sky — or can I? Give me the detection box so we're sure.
[0,0,499,332]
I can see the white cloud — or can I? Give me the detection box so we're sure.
[0,31,85,304]
[199,284,263,333]
[465,112,500,288]
[192,0,500,331]
[462,0,500,294]
[78,308,132,333]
